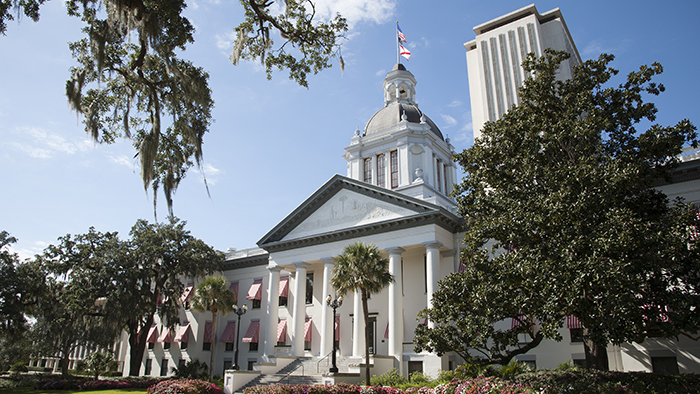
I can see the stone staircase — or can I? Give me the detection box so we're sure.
[236,355,356,393]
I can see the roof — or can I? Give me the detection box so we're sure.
[363,102,444,141]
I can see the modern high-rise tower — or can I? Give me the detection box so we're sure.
[464,4,581,140]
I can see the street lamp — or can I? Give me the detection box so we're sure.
[232,304,248,371]
[325,295,343,373]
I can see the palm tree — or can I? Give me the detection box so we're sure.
[191,275,236,380]
[330,241,394,386]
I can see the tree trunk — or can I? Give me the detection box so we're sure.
[362,289,370,386]
[209,309,217,381]
[128,315,154,376]
[583,336,609,371]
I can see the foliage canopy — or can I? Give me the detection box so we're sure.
[1,0,347,216]
[414,50,700,370]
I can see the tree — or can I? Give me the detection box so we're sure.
[107,217,224,376]
[35,229,124,376]
[1,0,347,215]
[190,275,236,381]
[77,351,117,380]
[415,50,700,370]
[331,241,393,385]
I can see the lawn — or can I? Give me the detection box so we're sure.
[0,388,147,394]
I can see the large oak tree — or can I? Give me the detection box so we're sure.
[414,50,700,370]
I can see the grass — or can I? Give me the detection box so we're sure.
[0,388,147,394]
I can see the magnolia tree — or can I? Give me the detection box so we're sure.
[415,50,700,370]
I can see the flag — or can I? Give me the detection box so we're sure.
[397,24,407,43]
[399,44,411,60]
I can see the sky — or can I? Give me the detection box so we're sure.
[2,0,699,260]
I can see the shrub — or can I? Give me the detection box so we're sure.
[515,370,700,394]
[372,368,409,387]
[9,361,28,374]
[172,359,209,380]
[495,360,533,379]
[147,378,223,394]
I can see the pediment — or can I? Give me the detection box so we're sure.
[283,188,418,241]
[258,175,453,248]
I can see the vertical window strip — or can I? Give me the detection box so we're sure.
[517,27,530,79]
[499,33,514,109]
[480,41,496,122]
[489,37,505,118]
[444,163,448,193]
[390,150,399,188]
[436,159,442,192]
[508,30,522,104]
[527,23,539,57]
[376,153,386,187]
[363,157,372,184]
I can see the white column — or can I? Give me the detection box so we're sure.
[264,266,282,359]
[386,247,404,370]
[352,290,365,357]
[292,262,309,356]
[423,241,442,328]
[320,258,334,357]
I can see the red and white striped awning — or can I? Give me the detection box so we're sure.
[304,317,312,341]
[242,321,260,343]
[276,320,287,343]
[174,322,191,343]
[221,322,236,343]
[229,282,239,303]
[146,324,158,343]
[246,279,263,300]
[279,276,289,298]
[566,315,582,329]
[157,328,172,343]
[203,321,214,343]
[181,283,195,304]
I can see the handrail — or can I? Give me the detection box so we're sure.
[316,350,334,373]
[285,362,304,385]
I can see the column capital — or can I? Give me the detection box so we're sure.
[385,246,405,255]
[268,265,284,272]
[293,261,310,269]
[320,257,335,264]
[422,241,443,249]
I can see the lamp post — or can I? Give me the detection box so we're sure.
[232,304,247,370]
[326,295,343,373]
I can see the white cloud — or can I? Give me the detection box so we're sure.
[441,114,457,127]
[311,0,396,27]
[5,126,92,159]
[109,154,138,170]
[448,100,463,108]
[375,68,387,77]
[10,241,48,261]
[195,163,224,185]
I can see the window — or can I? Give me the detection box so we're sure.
[247,360,256,371]
[390,150,398,188]
[203,342,211,351]
[181,341,188,350]
[247,279,263,309]
[223,359,232,374]
[569,328,583,343]
[652,356,679,374]
[148,342,154,350]
[436,159,442,192]
[252,298,261,309]
[304,340,312,351]
[249,342,258,352]
[164,342,171,350]
[572,359,585,367]
[444,163,448,192]
[408,361,423,375]
[144,359,152,376]
[160,359,168,376]
[178,359,186,369]
[279,276,289,307]
[363,157,372,184]
[225,343,234,352]
[306,272,314,304]
[376,153,386,187]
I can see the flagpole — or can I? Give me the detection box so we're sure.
[396,21,400,65]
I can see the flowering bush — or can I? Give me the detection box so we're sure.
[34,377,162,391]
[147,379,223,394]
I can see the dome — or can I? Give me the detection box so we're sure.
[363,102,444,141]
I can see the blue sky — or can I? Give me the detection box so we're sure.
[2,0,699,259]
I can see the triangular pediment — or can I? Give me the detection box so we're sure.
[258,175,459,250]
[283,188,418,240]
